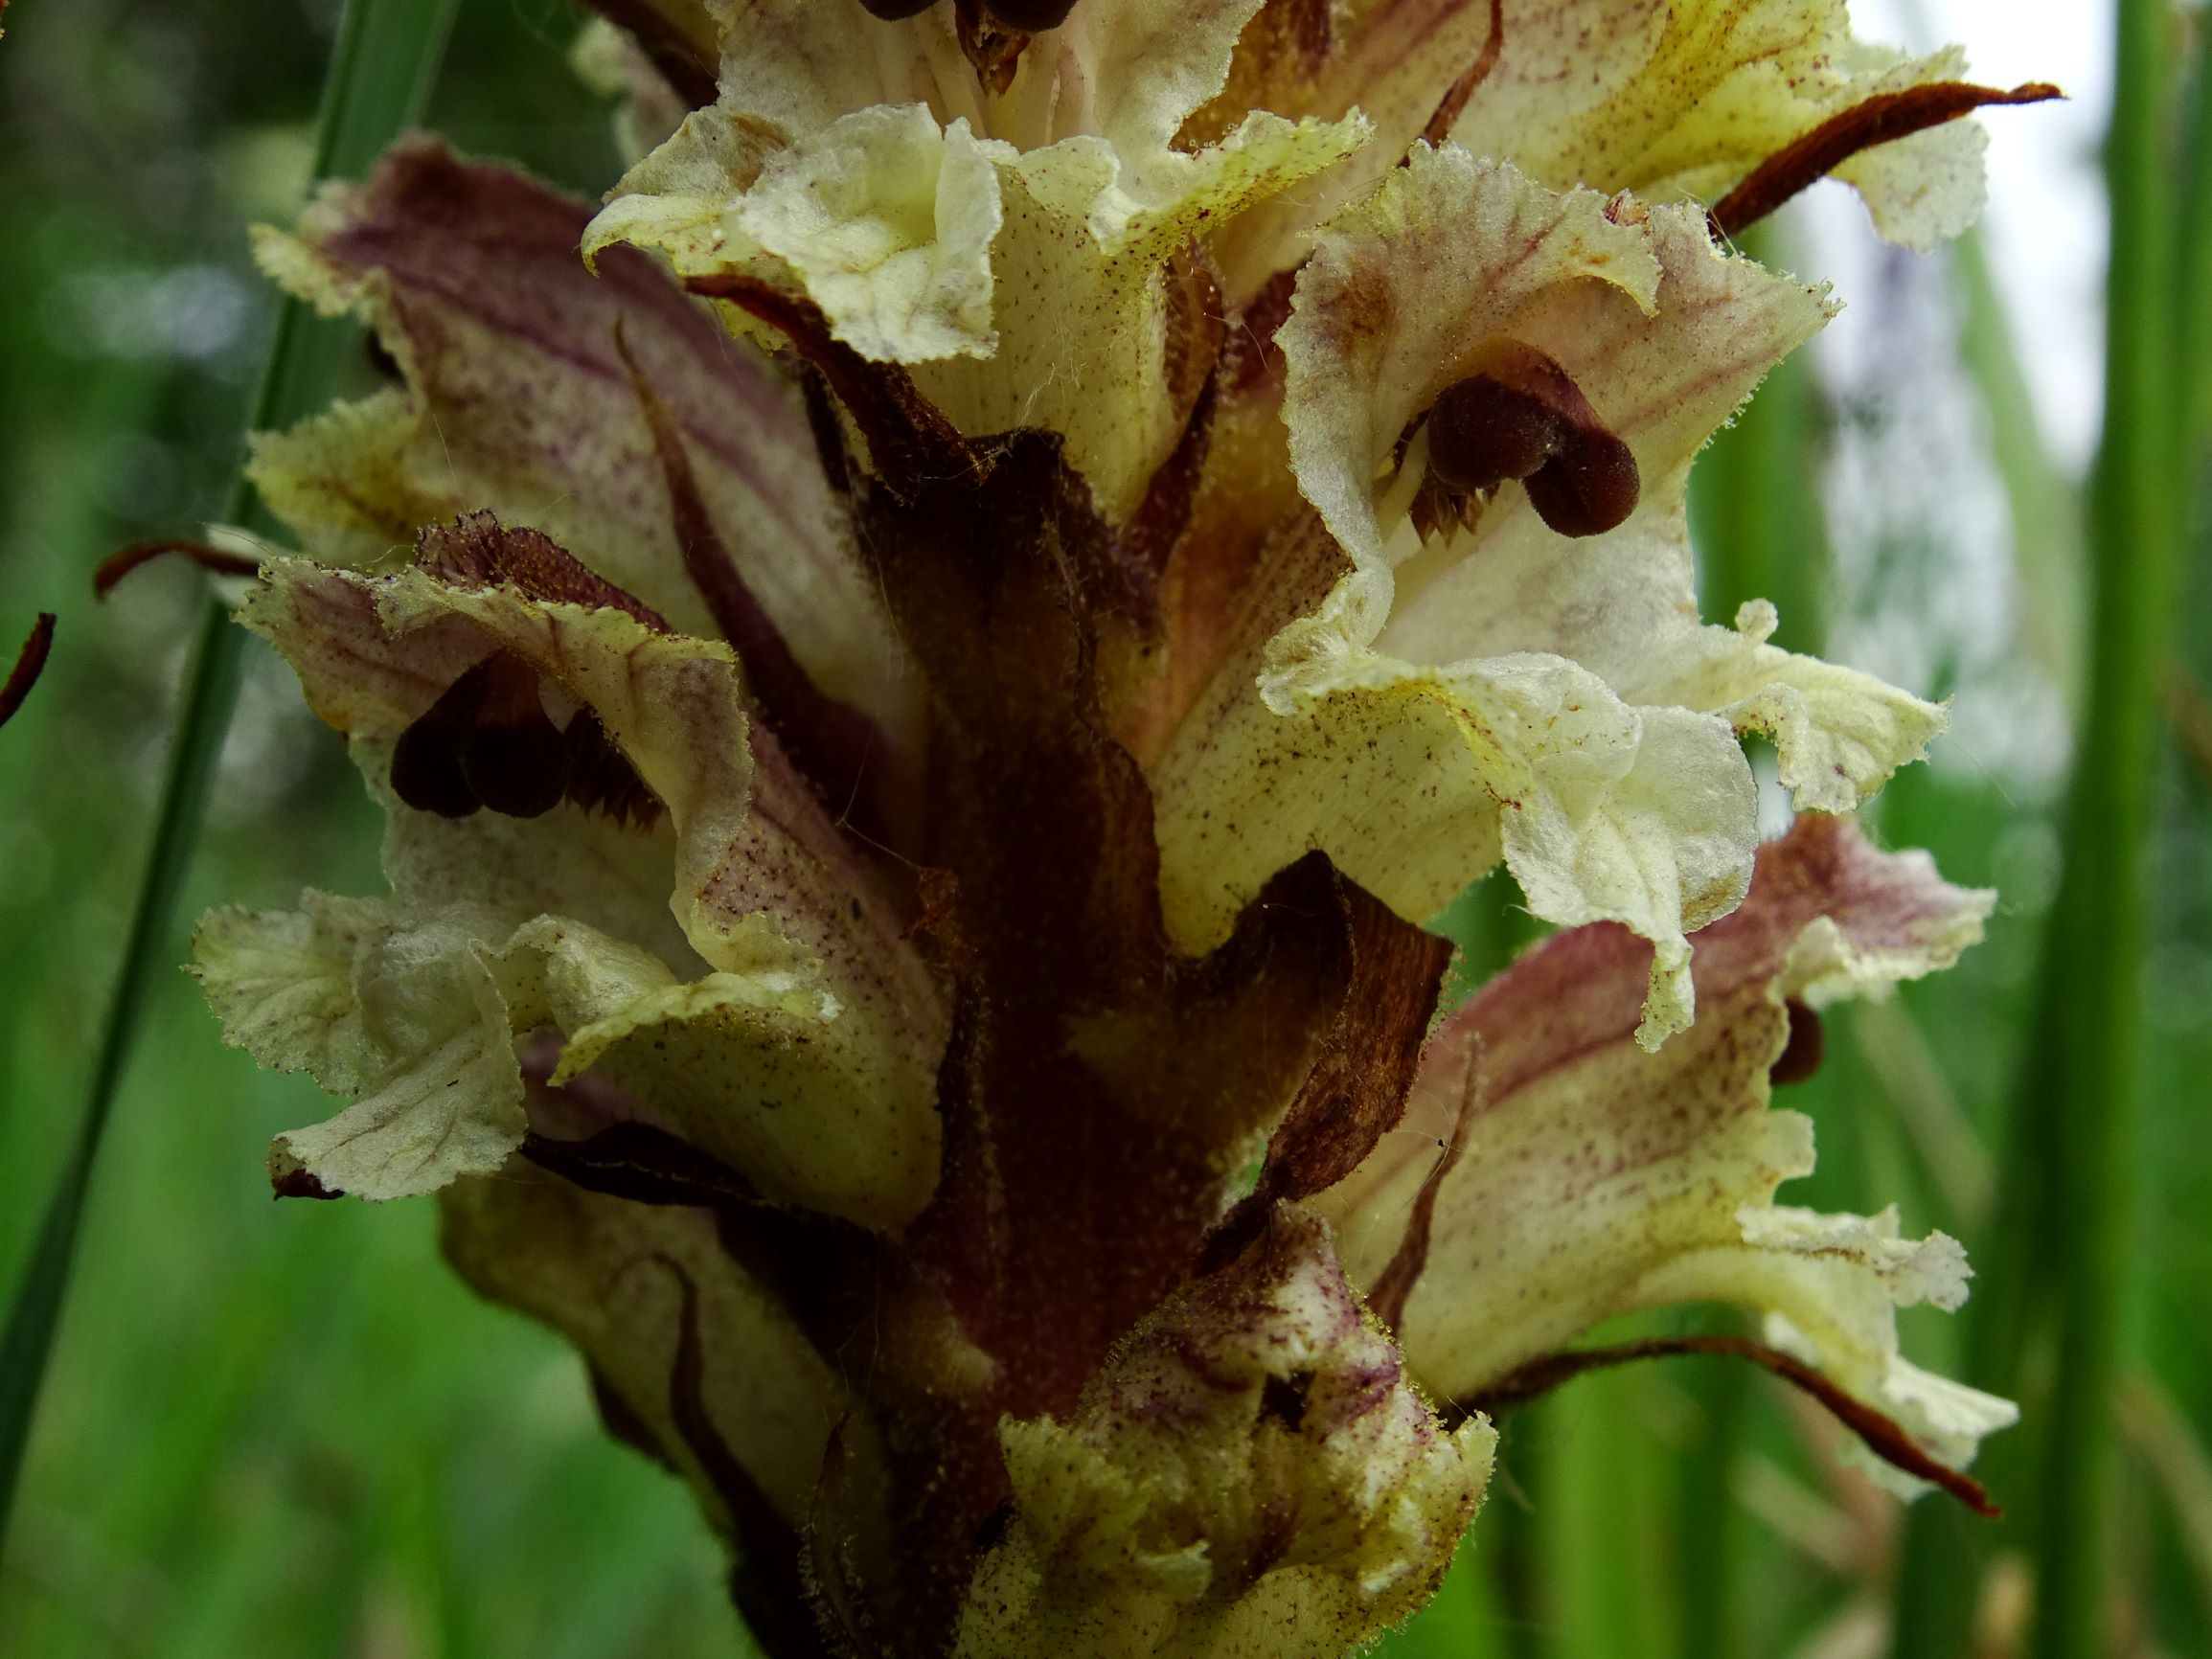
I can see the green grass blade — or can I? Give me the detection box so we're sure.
[1895,11,2188,1651]
[0,0,459,1550]
[2183,34,2212,452]
[2025,0,2184,1649]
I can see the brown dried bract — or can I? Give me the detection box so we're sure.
[1207,856,1454,1265]
[577,0,719,110]
[1366,1032,1479,1333]
[621,330,895,838]
[416,511,672,630]
[686,276,981,499]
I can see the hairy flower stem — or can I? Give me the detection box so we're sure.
[0,0,458,1550]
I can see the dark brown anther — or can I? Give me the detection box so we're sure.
[458,653,571,818]
[1419,339,1640,539]
[391,651,571,820]
[1425,375,1560,494]
[1769,999,1826,1087]
[391,670,485,819]
[986,0,1075,29]
[1521,423,1640,538]
[390,719,478,818]
[859,0,936,15]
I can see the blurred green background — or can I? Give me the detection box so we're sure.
[0,2,2206,1656]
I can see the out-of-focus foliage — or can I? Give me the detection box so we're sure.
[1,2,2208,1657]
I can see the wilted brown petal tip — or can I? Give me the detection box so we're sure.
[271,1166,343,1200]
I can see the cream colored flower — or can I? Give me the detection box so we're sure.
[179,6,2049,1652]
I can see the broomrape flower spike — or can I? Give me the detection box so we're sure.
[161,2,2049,1652]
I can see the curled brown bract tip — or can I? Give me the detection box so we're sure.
[1366,1034,1478,1334]
[1202,854,1453,1270]
[1464,1333,2002,1518]
[617,322,894,839]
[650,1255,827,1658]
[0,612,56,732]
[93,538,262,600]
[578,0,719,109]
[1419,0,1503,148]
[684,274,980,499]
[1709,80,2064,239]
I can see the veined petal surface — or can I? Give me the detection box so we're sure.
[194,548,947,1225]
[247,136,909,738]
[1313,814,2016,1489]
[1154,151,1934,1038]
